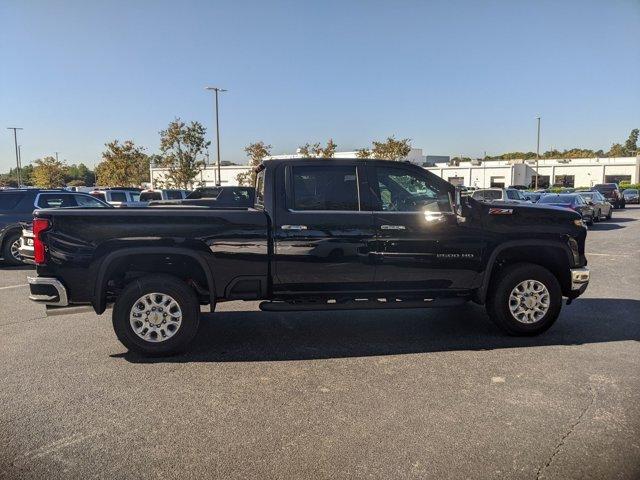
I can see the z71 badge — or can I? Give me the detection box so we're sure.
[489,208,514,215]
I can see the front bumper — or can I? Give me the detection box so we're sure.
[570,267,590,294]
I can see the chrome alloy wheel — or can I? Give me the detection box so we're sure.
[10,238,22,262]
[508,280,551,324]
[129,293,182,342]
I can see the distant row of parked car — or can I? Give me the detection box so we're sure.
[462,183,631,226]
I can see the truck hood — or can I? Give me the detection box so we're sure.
[469,198,583,233]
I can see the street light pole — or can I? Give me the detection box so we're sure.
[205,86,227,186]
[535,117,541,190]
[7,127,23,187]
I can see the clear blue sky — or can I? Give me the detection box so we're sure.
[1,0,639,171]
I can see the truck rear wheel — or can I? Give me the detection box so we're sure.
[112,274,200,356]
[486,263,562,335]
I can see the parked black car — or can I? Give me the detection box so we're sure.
[622,188,639,204]
[576,191,612,221]
[592,183,625,209]
[1,189,110,265]
[27,159,590,356]
[538,194,595,226]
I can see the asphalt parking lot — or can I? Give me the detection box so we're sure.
[1,208,639,480]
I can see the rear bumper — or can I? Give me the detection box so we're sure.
[27,276,68,306]
[570,267,590,294]
[27,276,95,316]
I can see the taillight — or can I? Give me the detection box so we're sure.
[33,218,50,265]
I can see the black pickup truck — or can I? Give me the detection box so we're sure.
[27,159,590,356]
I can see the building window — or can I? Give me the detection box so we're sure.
[554,175,575,187]
[604,175,631,185]
[530,175,550,189]
[447,176,465,186]
[490,176,505,188]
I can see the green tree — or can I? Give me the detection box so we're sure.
[156,118,210,189]
[96,140,150,187]
[0,174,18,188]
[371,136,412,160]
[236,141,272,186]
[32,156,68,188]
[355,148,371,159]
[298,139,338,158]
[624,128,638,155]
[607,143,627,157]
[65,163,95,186]
[8,164,34,185]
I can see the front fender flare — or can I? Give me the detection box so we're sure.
[477,240,573,304]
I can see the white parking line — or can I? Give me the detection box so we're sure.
[0,283,27,290]
[588,252,634,258]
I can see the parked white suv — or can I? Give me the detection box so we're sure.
[472,188,530,204]
[89,189,143,207]
[139,189,189,202]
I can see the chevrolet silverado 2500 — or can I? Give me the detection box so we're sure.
[27,159,590,355]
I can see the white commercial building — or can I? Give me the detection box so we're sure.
[426,156,640,189]
[149,151,640,189]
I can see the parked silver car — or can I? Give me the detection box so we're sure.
[471,188,530,204]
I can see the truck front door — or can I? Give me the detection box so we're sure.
[369,164,484,293]
[273,162,376,294]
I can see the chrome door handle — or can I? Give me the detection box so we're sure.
[281,224,308,230]
[380,224,406,230]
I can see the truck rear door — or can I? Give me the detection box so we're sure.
[272,161,376,294]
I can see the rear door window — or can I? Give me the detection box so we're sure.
[506,190,519,200]
[110,192,127,202]
[165,190,184,200]
[74,194,109,207]
[37,194,79,208]
[291,166,359,211]
[140,191,162,201]
[0,193,25,210]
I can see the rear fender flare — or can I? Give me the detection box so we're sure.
[92,247,216,314]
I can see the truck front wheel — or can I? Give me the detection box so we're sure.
[487,263,562,335]
[112,274,200,356]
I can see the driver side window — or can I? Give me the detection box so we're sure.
[375,166,451,213]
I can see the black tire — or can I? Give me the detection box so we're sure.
[585,216,593,226]
[606,208,612,220]
[594,209,600,222]
[112,274,200,356]
[1,231,24,266]
[486,263,562,336]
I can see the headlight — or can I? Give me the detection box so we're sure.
[573,219,584,227]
